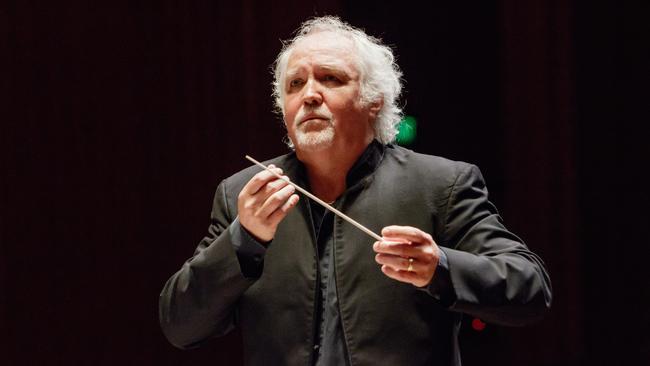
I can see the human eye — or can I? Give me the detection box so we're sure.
[289,79,304,88]
[323,74,340,83]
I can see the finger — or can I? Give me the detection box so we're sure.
[380,265,419,285]
[267,193,300,226]
[259,176,291,198]
[242,166,285,195]
[373,240,421,257]
[239,176,292,216]
[381,225,434,245]
[256,184,296,218]
[375,253,422,272]
[241,175,289,211]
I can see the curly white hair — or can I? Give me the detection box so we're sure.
[272,16,404,145]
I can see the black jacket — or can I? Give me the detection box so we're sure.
[159,144,552,365]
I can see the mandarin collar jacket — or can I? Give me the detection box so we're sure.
[160,143,552,366]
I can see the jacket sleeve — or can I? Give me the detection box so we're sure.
[159,180,255,349]
[440,164,552,326]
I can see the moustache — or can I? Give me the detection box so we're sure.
[294,108,333,126]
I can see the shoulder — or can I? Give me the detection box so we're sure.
[381,144,476,186]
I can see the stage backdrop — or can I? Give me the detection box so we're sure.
[2,1,648,365]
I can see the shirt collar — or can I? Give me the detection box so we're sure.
[345,139,385,188]
[288,139,386,192]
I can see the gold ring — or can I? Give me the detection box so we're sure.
[407,257,414,272]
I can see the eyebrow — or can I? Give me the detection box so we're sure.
[285,64,351,81]
[284,68,303,80]
[319,65,349,75]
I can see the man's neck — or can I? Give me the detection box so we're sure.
[297,140,371,203]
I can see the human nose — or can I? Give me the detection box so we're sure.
[301,79,323,106]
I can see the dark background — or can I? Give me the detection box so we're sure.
[2,1,649,365]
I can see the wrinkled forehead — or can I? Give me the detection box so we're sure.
[284,32,361,76]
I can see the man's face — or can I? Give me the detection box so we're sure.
[282,32,376,153]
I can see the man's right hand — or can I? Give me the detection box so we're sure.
[237,164,300,243]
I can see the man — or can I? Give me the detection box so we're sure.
[159,16,552,366]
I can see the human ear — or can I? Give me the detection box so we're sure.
[369,99,384,119]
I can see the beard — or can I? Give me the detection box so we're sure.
[288,107,335,151]
[293,123,335,150]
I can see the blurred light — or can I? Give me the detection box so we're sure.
[471,318,486,331]
[395,115,417,146]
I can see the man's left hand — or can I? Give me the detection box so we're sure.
[373,225,441,288]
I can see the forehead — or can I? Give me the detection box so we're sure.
[285,32,359,75]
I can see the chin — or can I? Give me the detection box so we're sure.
[293,128,336,152]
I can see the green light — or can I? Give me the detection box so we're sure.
[395,115,417,146]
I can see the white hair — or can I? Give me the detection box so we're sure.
[272,16,404,145]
